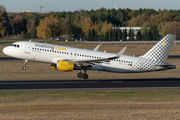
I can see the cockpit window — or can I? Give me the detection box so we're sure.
[11,44,20,48]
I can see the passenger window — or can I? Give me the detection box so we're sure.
[42,49,44,51]
[17,45,19,48]
[67,52,69,55]
[64,52,66,54]
[77,54,79,56]
[57,51,59,53]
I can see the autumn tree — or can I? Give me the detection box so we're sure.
[61,17,71,35]
[0,4,9,37]
[100,21,113,35]
[128,14,150,27]
[26,18,37,38]
[160,21,180,39]
[13,15,24,35]
[82,17,94,36]
[36,15,62,39]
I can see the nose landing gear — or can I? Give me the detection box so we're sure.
[22,60,28,70]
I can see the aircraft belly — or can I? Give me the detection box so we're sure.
[102,66,130,73]
[101,63,132,73]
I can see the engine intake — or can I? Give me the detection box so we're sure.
[50,60,75,71]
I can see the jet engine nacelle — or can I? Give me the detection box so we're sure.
[50,60,75,71]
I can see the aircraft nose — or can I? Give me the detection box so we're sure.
[3,47,9,55]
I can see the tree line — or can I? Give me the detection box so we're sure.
[1,4,180,40]
[87,28,160,41]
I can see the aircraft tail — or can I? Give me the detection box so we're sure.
[142,34,176,62]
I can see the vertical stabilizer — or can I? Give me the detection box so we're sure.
[142,34,176,62]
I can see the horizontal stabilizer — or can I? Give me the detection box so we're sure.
[154,64,176,69]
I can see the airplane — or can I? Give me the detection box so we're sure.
[3,34,176,79]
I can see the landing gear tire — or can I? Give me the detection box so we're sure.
[83,73,88,79]
[22,60,28,70]
[77,72,83,78]
[22,66,26,70]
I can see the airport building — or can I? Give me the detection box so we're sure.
[113,27,141,35]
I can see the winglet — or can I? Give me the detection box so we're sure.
[109,46,127,60]
[93,45,100,51]
[115,46,127,58]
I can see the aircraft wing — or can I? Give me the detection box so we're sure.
[63,47,127,65]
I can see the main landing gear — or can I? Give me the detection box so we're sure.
[22,60,28,70]
[77,69,89,79]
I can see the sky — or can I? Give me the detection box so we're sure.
[1,0,180,12]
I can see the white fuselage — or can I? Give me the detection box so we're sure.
[3,41,172,73]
